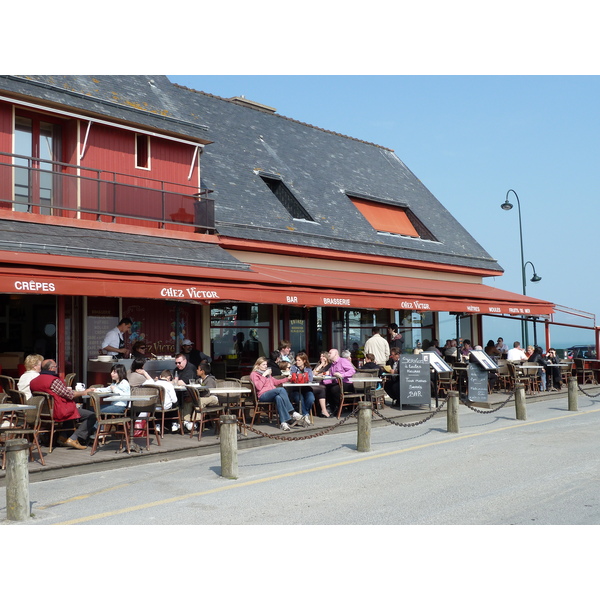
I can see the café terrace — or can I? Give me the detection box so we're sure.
[0,75,593,384]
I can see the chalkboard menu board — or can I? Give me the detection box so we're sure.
[400,354,431,407]
[467,363,489,402]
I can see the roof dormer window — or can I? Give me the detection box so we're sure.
[260,175,313,221]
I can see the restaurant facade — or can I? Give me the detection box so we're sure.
[0,75,557,381]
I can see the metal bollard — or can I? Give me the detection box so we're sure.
[568,377,578,411]
[357,401,372,452]
[5,439,31,522]
[515,383,527,420]
[446,390,459,433]
[219,414,238,480]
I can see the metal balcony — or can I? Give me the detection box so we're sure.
[0,152,215,233]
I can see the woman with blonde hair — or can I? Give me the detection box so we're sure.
[250,356,302,431]
[17,353,44,400]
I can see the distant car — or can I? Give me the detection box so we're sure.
[567,345,597,360]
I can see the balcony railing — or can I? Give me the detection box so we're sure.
[0,151,215,233]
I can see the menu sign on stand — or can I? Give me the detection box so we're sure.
[467,364,489,403]
[400,354,431,408]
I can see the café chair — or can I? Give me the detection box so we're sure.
[65,373,77,389]
[89,392,131,456]
[185,384,224,440]
[0,374,16,393]
[574,358,595,385]
[34,391,81,453]
[222,378,248,432]
[335,373,365,418]
[240,375,277,426]
[139,383,183,438]
[128,395,161,451]
[0,390,46,468]
[559,362,572,387]
[435,370,455,397]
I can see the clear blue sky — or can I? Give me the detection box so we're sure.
[170,75,599,348]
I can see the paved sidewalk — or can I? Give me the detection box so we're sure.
[0,386,586,485]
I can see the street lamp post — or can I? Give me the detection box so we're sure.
[501,189,542,348]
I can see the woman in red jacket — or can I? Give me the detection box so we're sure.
[250,356,302,431]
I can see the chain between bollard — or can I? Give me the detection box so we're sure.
[241,407,360,441]
[372,400,447,427]
[460,390,515,414]
[576,383,600,398]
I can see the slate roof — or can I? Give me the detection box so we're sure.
[0,219,249,271]
[0,75,210,141]
[0,75,502,274]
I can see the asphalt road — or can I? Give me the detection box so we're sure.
[4,394,600,527]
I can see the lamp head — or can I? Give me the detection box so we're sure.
[530,273,542,283]
[501,200,513,211]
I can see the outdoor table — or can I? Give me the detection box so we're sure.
[348,377,382,404]
[282,382,323,423]
[206,387,252,412]
[0,403,35,429]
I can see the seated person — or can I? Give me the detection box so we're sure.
[250,357,301,431]
[485,340,500,357]
[142,369,177,410]
[17,353,43,400]
[278,360,291,376]
[180,363,219,432]
[131,341,151,360]
[288,352,316,425]
[266,351,283,376]
[529,346,548,392]
[128,358,153,387]
[95,363,131,414]
[361,353,384,376]
[29,359,96,450]
[507,342,528,362]
[545,348,562,391]
[172,353,197,385]
[323,348,356,414]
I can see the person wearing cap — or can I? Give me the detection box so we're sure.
[180,339,211,369]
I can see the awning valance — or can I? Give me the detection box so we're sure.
[0,256,555,316]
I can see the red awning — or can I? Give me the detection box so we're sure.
[0,257,554,316]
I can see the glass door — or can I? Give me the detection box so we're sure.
[14,114,62,214]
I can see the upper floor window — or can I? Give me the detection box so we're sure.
[349,195,436,241]
[260,174,313,221]
[135,134,150,169]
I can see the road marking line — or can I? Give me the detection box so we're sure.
[53,407,600,525]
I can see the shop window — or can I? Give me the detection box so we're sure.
[391,310,435,353]
[210,303,271,362]
[260,174,313,221]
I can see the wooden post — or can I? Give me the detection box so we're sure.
[568,377,578,411]
[446,390,459,433]
[357,401,372,452]
[219,414,238,480]
[515,383,527,420]
[5,439,30,522]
